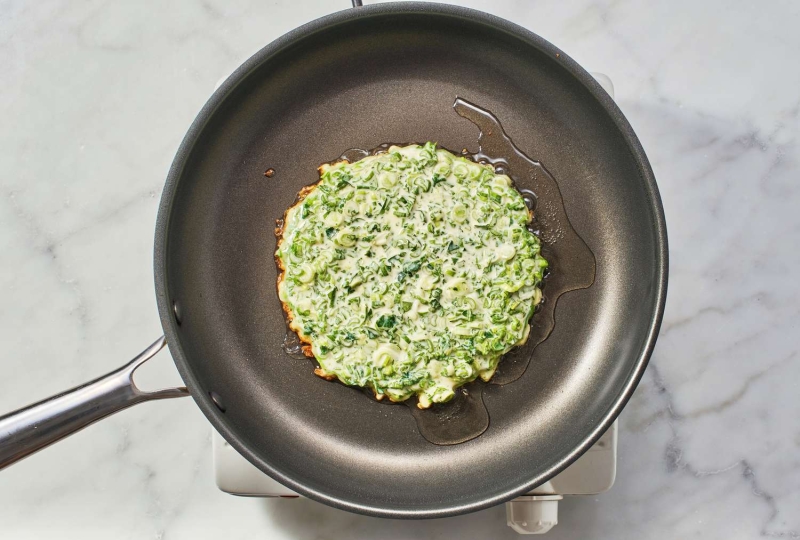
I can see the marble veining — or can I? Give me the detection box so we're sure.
[1,0,799,538]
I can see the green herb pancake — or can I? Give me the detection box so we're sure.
[276,143,548,408]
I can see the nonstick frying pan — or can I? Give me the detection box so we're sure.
[0,2,667,518]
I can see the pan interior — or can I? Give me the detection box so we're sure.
[158,4,664,517]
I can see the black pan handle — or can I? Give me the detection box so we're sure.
[351,0,363,7]
[0,337,188,470]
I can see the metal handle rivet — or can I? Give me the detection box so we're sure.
[173,301,182,325]
[210,392,226,412]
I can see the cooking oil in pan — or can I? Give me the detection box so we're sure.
[277,98,596,445]
[452,97,596,385]
[406,383,490,445]
[281,329,308,360]
[412,99,596,445]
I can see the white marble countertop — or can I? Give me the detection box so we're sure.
[2,0,798,538]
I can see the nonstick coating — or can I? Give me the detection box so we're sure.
[154,3,667,518]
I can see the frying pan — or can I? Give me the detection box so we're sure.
[0,1,667,518]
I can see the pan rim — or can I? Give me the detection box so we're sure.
[154,1,668,519]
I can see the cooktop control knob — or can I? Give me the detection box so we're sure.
[506,495,562,535]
